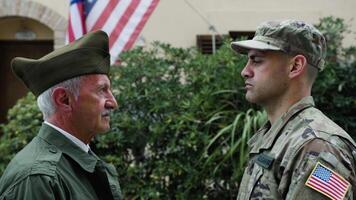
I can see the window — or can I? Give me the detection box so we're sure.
[196,31,255,54]
[196,34,225,54]
[229,31,255,41]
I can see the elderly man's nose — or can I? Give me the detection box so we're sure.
[106,92,118,110]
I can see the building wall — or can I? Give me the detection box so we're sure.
[30,0,68,19]
[0,0,67,48]
[0,17,53,40]
[4,0,356,48]
[142,0,356,47]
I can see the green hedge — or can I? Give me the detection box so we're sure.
[0,17,355,199]
[95,41,265,199]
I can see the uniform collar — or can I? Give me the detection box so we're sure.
[248,96,315,154]
[38,123,98,173]
[44,121,90,153]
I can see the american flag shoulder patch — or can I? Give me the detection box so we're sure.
[305,162,350,200]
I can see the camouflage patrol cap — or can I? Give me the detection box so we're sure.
[231,20,327,70]
[11,30,110,97]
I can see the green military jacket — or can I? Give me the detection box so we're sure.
[237,96,356,200]
[0,123,122,200]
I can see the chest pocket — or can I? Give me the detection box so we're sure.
[238,154,281,200]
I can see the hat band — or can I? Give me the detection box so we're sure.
[253,36,290,52]
[253,35,324,70]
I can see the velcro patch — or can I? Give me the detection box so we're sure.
[305,162,350,200]
[255,153,274,169]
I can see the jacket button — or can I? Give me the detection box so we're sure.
[111,185,117,191]
[49,147,57,153]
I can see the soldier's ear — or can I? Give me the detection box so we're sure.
[289,54,307,79]
[52,87,72,112]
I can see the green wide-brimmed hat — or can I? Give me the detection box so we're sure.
[11,30,110,97]
[231,20,327,70]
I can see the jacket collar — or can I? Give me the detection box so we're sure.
[248,96,315,154]
[37,123,98,173]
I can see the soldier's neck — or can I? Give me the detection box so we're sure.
[264,95,307,125]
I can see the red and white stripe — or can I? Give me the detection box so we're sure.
[66,0,159,63]
[308,176,346,200]
[306,164,350,200]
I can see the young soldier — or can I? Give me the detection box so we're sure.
[231,20,356,200]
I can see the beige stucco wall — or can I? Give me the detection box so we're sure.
[142,0,356,47]
[5,0,356,48]
[30,0,69,20]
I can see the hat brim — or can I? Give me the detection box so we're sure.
[231,40,282,54]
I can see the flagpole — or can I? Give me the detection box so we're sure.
[209,25,216,54]
[184,0,221,54]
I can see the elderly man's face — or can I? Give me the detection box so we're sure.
[71,74,118,136]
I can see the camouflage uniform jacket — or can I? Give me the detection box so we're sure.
[0,123,122,200]
[237,96,356,200]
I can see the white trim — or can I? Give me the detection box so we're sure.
[44,121,90,153]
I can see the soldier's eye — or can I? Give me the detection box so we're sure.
[249,55,264,64]
[251,58,263,64]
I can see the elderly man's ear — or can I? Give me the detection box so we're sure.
[288,55,308,79]
[52,88,73,112]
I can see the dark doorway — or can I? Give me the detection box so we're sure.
[0,40,53,123]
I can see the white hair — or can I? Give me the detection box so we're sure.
[37,76,82,120]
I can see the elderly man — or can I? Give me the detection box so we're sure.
[0,31,122,199]
[231,20,356,199]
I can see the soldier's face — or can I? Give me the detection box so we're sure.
[71,74,118,137]
[241,49,291,106]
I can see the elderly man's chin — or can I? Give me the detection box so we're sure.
[103,123,112,132]
[97,120,112,133]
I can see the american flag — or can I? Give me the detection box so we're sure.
[305,162,350,200]
[66,0,159,63]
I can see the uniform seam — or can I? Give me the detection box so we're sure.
[0,173,56,199]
